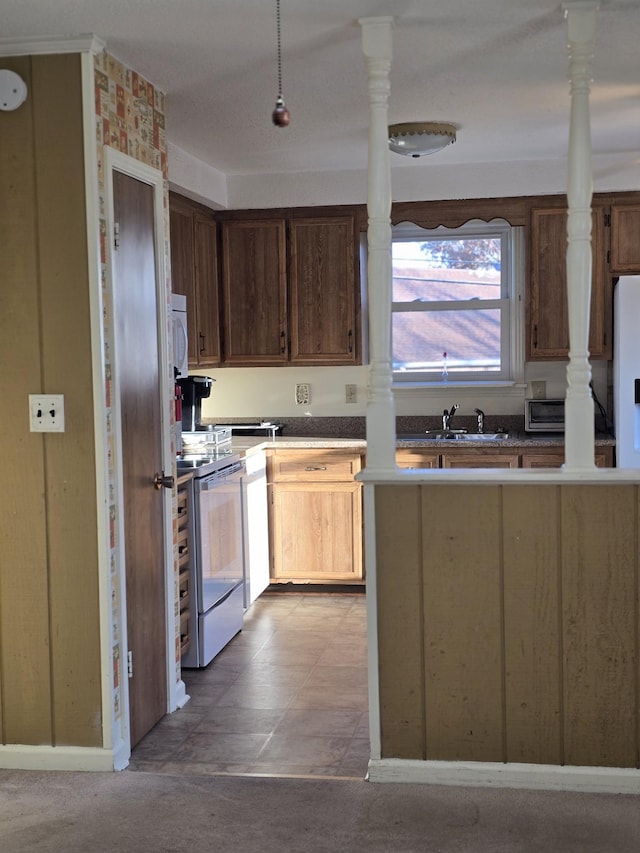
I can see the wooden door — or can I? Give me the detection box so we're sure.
[270,482,363,582]
[288,216,357,364]
[441,450,520,468]
[193,212,221,365]
[528,206,610,359]
[610,204,640,273]
[221,219,287,365]
[169,199,197,364]
[114,170,167,748]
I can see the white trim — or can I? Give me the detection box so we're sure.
[103,148,182,756]
[367,758,640,795]
[174,681,190,710]
[0,35,105,57]
[363,484,381,761]
[80,52,116,760]
[0,745,116,772]
[358,467,632,485]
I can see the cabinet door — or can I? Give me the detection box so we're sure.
[169,202,198,364]
[611,205,640,274]
[521,450,563,468]
[169,196,221,367]
[528,206,610,360]
[441,450,519,468]
[193,214,221,366]
[396,449,440,469]
[221,220,287,365]
[288,216,358,364]
[270,482,363,582]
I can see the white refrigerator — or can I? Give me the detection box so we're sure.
[613,275,640,468]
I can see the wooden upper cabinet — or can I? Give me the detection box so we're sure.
[220,212,360,366]
[288,216,357,364]
[169,201,197,363]
[169,194,220,367]
[610,204,640,274]
[221,219,288,365]
[528,205,611,360]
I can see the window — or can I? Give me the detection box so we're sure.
[392,219,521,384]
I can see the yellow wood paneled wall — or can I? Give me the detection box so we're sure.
[375,482,640,768]
[0,54,102,747]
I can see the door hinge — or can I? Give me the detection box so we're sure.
[114,222,120,251]
[127,650,133,679]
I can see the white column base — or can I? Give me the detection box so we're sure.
[367,758,640,795]
[174,679,190,709]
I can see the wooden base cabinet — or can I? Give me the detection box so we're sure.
[267,449,364,584]
[521,446,613,468]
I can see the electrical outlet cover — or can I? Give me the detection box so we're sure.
[295,383,311,405]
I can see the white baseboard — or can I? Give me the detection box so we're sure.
[174,680,190,709]
[0,745,116,772]
[367,758,640,795]
[112,737,130,771]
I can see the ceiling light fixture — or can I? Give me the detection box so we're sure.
[271,0,290,127]
[388,122,457,157]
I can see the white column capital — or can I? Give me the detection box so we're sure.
[358,16,394,61]
[562,2,600,43]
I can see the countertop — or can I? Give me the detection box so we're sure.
[226,433,614,453]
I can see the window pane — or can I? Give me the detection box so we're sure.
[392,239,501,302]
[392,309,501,372]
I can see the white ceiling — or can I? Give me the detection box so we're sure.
[2,0,639,184]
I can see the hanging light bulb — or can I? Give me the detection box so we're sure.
[272,0,290,127]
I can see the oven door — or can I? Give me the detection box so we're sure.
[195,460,245,613]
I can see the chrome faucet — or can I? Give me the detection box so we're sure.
[474,407,485,434]
[442,403,459,431]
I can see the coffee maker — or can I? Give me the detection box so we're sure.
[177,375,214,432]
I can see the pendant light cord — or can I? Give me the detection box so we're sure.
[276,0,283,98]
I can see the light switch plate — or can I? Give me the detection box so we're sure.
[29,394,65,432]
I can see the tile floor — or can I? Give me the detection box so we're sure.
[128,590,369,779]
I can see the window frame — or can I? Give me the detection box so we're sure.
[391,218,524,388]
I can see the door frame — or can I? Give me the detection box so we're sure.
[103,147,180,758]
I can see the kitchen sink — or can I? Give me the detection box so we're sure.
[397,432,509,441]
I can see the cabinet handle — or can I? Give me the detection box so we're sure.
[280,331,286,354]
[305,465,328,471]
[348,329,353,353]
[199,333,206,354]
[533,324,538,348]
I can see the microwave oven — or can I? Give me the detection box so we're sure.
[525,398,565,432]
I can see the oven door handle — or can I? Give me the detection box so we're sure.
[213,584,238,607]
[200,463,245,490]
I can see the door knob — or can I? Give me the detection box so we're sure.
[154,472,175,490]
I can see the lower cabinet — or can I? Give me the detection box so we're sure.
[521,446,614,468]
[267,448,364,584]
[441,450,519,468]
[397,445,614,469]
[396,449,440,469]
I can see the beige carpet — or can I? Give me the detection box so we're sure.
[1,769,640,852]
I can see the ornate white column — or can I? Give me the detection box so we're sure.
[359,17,396,473]
[562,1,599,471]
